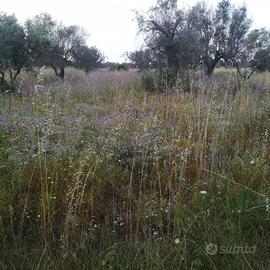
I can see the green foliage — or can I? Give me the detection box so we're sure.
[109,63,128,71]
[188,0,251,76]
[0,13,29,90]
[117,63,128,71]
[128,49,152,70]
[135,0,252,84]
[25,13,57,67]
[247,29,270,72]
[0,12,103,84]
[253,48,270,72]
[233,28,270,80]
[136,0,190,79]
[140,71,157,92]
[73,45,103,72]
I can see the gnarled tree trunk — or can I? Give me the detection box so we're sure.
[51,65,65,81]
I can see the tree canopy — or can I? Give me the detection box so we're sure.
[26,14,103,80]
[129,0,270,90]
[0,13,29,90]
[0,12,103,90]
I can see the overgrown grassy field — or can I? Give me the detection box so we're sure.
[0,68,270,269]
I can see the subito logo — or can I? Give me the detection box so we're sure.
[206,243,218,255]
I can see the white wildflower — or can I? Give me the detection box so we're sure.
[174,238,180,244]
[250,160,255,165]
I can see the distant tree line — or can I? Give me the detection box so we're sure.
[102,62,135,71]
[129,0,270,90]
[0,12,103,90]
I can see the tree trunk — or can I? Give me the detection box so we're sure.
[0,68,21,92]
[0,70,5,81]
[0,71,5,91]
[204,53,221,77]
[9,67,22,91]
[166,45,179,78]
[51,65,65,81]
[206,64,215,77]
[59,67,65,81]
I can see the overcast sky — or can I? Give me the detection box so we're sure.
[1,0,270,62]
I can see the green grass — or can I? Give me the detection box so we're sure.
[0,69,270,269]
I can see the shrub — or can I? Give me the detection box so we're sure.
[140,71,157,92]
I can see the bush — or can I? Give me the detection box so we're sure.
[140,71,157,92]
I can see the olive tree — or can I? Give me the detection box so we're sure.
[137,0,185,76]
[248,29,270,72]
[49,25,87,80]
[136,0,202,90]
[73,45,103,72]
[26,14,94,80]
[233,28,270,81]
[0,13,29,90]
[189,0,251,76]
[25,13,57,68]
[127,49,153,71]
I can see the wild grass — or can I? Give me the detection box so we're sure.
[0,68,270,269]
